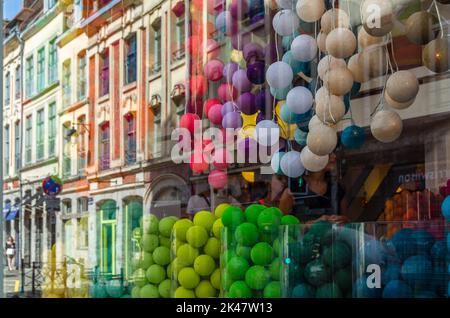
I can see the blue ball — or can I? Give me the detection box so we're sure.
[401,255,433,289]
[442,196,450,221]
[282,31,300,51]
[350,82,361,97]
[282,51,310,75]
[363,239,387,266]
[411,229,435,255]
[354,276,382,298]
[294,128,307,146]
[382,264,401,285]
[414,290,437,298]
[431,240,447,263]
[447,232,450,253]
[341,125,365,150]
[280,104,303,124]
[382,280,413,298]
[392,228,415,260]
[271,85,292,101]
[292,284,315,298]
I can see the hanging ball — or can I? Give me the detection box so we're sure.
[204,59,224,82]
[237,92,257,115]
[271,151,285,174]
[323,68,354,96]
[370,110,403,143]
[232,69,253,93]
[266,61,294,89]
[315,94,346,124]
[230,0,249,21]
[326,28,356,59]
[320,9,350,34]
[422,37,450,73]
[223,62,240,83]
[218,83,238,102]
[317,32,328,53]
[348,54,369,83]
[286,86,314,114]
[204,98,221,118]
[300,146,329,172]
[317,55,347,80]
[308,114,335,131]
[180,113,200,135]
[216,11,233,35]
[208,170,228,189]
[280,151,305,178]
[386,71,419,103]
[270,85,292,101]
[341,125,365,149]
[307,125,338,156]
[273,9,300,37]
[294,128,307,146]
[358,46,388,78]
[208,104,224,125]
[222,111,243,129]
[357,27,384,50]
[243,43,264,63]
[296,0,326,23]
[384,91,415,110]
[221,101,238,116]
[291,34,318,62]
[247,61,266,85]
[361,0,394,37]
[405,11,437,46]
[255,120,280,147]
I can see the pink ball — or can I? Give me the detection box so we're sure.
[218,83,238,102]
[208,104,223,125]
[208,170,228,189]
[204,59,224,82]
[180,113,201,135]
[190,153,209,173]
[212,148,232,170]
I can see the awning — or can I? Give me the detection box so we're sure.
[3,202,11,219]
[5,204,19,221]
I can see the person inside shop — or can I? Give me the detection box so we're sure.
[186,183,212,217]
[4,236,16,271]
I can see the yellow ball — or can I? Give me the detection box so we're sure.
[204,237,221,259]
[212,219,224,239]
[326,28,356,59]
[175,287,195,298]
[193,255,216,276]
[195,280,217,298]
[193,211,215,232]
[173,219,193,242]
[214,204,229,219]
[210,268,221,290]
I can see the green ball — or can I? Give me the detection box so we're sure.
[304,259,330,287]
[227,256,250,280]
[212,219,223,239]
[204,237,221,259]
[236,244,251,259]
[250,242,274,265]
[322,241,351,269]
[228,281,252,298]
[281,215,300,225]
[194,211,216,232]
[175,287,195,298]
[170,258,186,279]
[173,219,193,242]
[220,249,236,267]
[195,280,217,298]
[335,268,352,293]
[193,254,216,276]
[131,252,143,270]
[178,267,200,289]
[133,268,148,287]
[142,234,159,253]
[131,286,141,298]
[159,217,177,238]
[132,227,142,240]
[140,284,160,298]
[257,209,281,233]
[186,225,208,248]
[235,222,259,246]
[171,238,184,255]
[259,231,278,244]
[146,264,166,284]
[264,281,281,298]
[153,246,171,266]
[177,244,199,266]
[315,283,342,298]
[245,204,266,225]
[245,265,270,290]
[210,268,221,290]
[265,207,283,218]
[215,203,230,219]
[143,214,159,234]
[269,258,281,280]
[158,279,171,298]
[141,252,154,269]
[159,236,171,249]
[221,206,245,230]
[221,270,234,290]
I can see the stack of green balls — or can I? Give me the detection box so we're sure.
[170,204,227,298]
[221,204,301,298]
[131,214,177,298]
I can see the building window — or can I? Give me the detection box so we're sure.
[63,124,71,177]
[47,0,58,10]
[25,115,32,164]
[14,121,20,172]
[37,48,46,92]
[100,50,110,97]
[174,17,185,60]
[125,34,137,85]
[77,197,88,213]
[62,199,72,215]
[48,38,58,84]
[15,66,21,100]
[124,113,136,165]
[78,217,89,249]
[153,111,161,157]
[62,60,71,108]
[4,125,10,176]
[77,54,87,101]
[78,116,87,174]
[150,28,162,75]
[5,72,10,105]
[100,122,110,170]
[48,102,56,156]
[25,56,34,98]
[36,109,45,160]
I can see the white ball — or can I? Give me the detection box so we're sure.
[317,55,346,80]
[255,120,280,147]
[386,71,419,103]
[315,94,346,124]
[273,9,300,36]
[348,53,369,83]
[286,86,314,114]
[326,28,357,59]
[358,27,384,50]
[317,32,328,53]
[361,0,394,37]
[358,46,388,78]
[321,9,350,34]
[280,150,305,178]
[276,0,296,9]
[296,0,325,23]
[291,34,318,62]
[307,125,338,156]
[266,61,294,89]
[271,151,285,174]
[300,146,329,172]
[384,91,415,110]
[324,67,354,96]
[370,110,403,143]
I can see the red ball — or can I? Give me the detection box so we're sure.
[187,36,202,55]
[190,153,209,174]
[218,83,238,102]
[208,104,223,126]
[208,170,228,189]
[189,75,207,98]
[204,98,221,117]
[180,113,201,135]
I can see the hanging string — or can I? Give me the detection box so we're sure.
[433,0,445,38]
[370,48,390,116]
[388,32,399,72]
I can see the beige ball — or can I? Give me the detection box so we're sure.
[370,110,403,143]
[320,9,351,34]
[358,46,388,78]
[296,0,325,23]
[384,91,415,110]
[324,67,354,96]
[348,54,370,83]
[358,27,384,50]
[315,94,346,124]
[326,28,357,59]
[405,11,437,46]
[317,55,346,80]
[361,0,394,37]
[422,37,450,73]
[308,114,325,131]
[315,86,344,103]
[386,71,419,103]
[300,146,329,172]
[317,32,328,53]
[307,125,338,156]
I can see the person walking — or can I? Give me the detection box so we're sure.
[5,236,16,271]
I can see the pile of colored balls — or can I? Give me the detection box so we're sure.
[221,203,301,298]
[170,206,225,298]
[130,214,177,298]
[90,278,131,299]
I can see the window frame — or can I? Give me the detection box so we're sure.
[48,38,58,85]
[77,116,87,174]
[77,53,87,101]
[25,115,32,164]
[14,121,20,172]
[25,56,34,98]
[100,122,111,170]
[4,125,10,176]
[48,102,56,157]
[15,66,21,100]
[37,47,46,92]
[62,59,72,108]
[5,72,10,105]
[36,108,45,161]
[124,113,137,165]
[99,50,110,97]
[125,34,137,85]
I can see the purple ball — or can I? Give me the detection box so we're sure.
[221,101,238,116]
[256,112,264,124]
[243,43,264,63]
[223,62,239,83]
[265,43,279,64]
[247,61,266,85]
[255,90,269,111]
[231,33,251,50]
[237,138,258,161]
[232,69,253,93]
[237,92,257,115]
[222,111,243,129]
[230,0,249,21]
